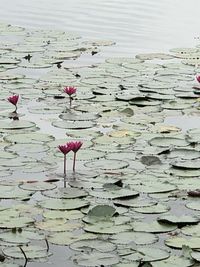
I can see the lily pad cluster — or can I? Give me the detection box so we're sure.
[1,22,200,266]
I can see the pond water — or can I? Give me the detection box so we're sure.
[1,0,200,56]
[1,1,200,267]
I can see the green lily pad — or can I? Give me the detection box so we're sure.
[0,185,32,199]
[165,236,200,249]
[59,112,99,121]
[186,202,200,211]
[43,210,84,220]
[70,239,116,253]
[72,251,119,266]
[111,231,158,245]
[191,251,200,262]
[182,224,200,237]
[48,232,97,246]
[167,167,200,177]
[0,230,44,244]
[114,198,156,208]
[132,203,170,214]
[42,187,88,198]
[3,245,51,259]
[52,120,96,129]
[19,181,56,191]
[89,187,139,199]
[35,219,82,232]
[5,143,49,154]
[38,198,89,210]
[84,159,129,170]
[149,137,189,147]
[4,132,54,143]
[88,205,116,218]
[84,222,131,234]
[158,214,199,225]
[150,255,194,267]
[0,120,36,130]
[123,247,170,262]
[132,221,177,233]
[0,216,34,229]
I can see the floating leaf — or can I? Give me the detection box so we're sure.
[165,236,200,249]
[3,245,51,259]
[70,239,116,253]
[111,231,158,245]
[72,251,119,266]
[38,198,89,210]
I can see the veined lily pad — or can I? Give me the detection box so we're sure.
[0,185,32,199]
[43,210,84,220]
[59,112,99,121]
[70,239,116,253]
[132,203,170,214]
[165,236,200,249]
[42,187,88,198]
[3,245,52,259]
[110,231,158,245]
[158,214,199,225]
[85,159,129,170]
[122,247,170,262]
[19,181,56,191]
[84,221,131,234]
[4,132,54,144]
[92,135,136,145]
[35,219,82,232]
[67,149,105,161]
[52,120,96,129]
[166,167,200,177]
[182,224,200,237]
[129,181,176,194]
[0,230,44,244]
[149,137,189,147]
[0,216,34,229]
[186,202,200,211]
[150,255,194,267]
[87,205,116,218]
[89,187,139,199]
[72,251,119,266]
[5,143,49,154]
[114,198,156,208]
[191,251,200,262]
[132,221,177,233]
[38,198,89,210]
[48,232,97,246]
[0,120,36,130]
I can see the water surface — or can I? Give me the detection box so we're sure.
[1,0,200,56]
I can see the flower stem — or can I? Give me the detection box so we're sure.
[64,154,67,176]
[69,97,72,109]
[14,105,17,113]
[73,152,76,172]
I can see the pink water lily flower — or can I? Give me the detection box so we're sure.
[67,141,83,172]
[58,144,72,155]
[64,86,77,96]
[58,144,73,176]
[7,94,19,112]
[71,141,83,153]
[196,75,200,83]
[64,86,77,108]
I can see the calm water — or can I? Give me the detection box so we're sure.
[1,2,200,267]
[1,0,200,56]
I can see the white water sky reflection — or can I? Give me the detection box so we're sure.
[0,0,200,56]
